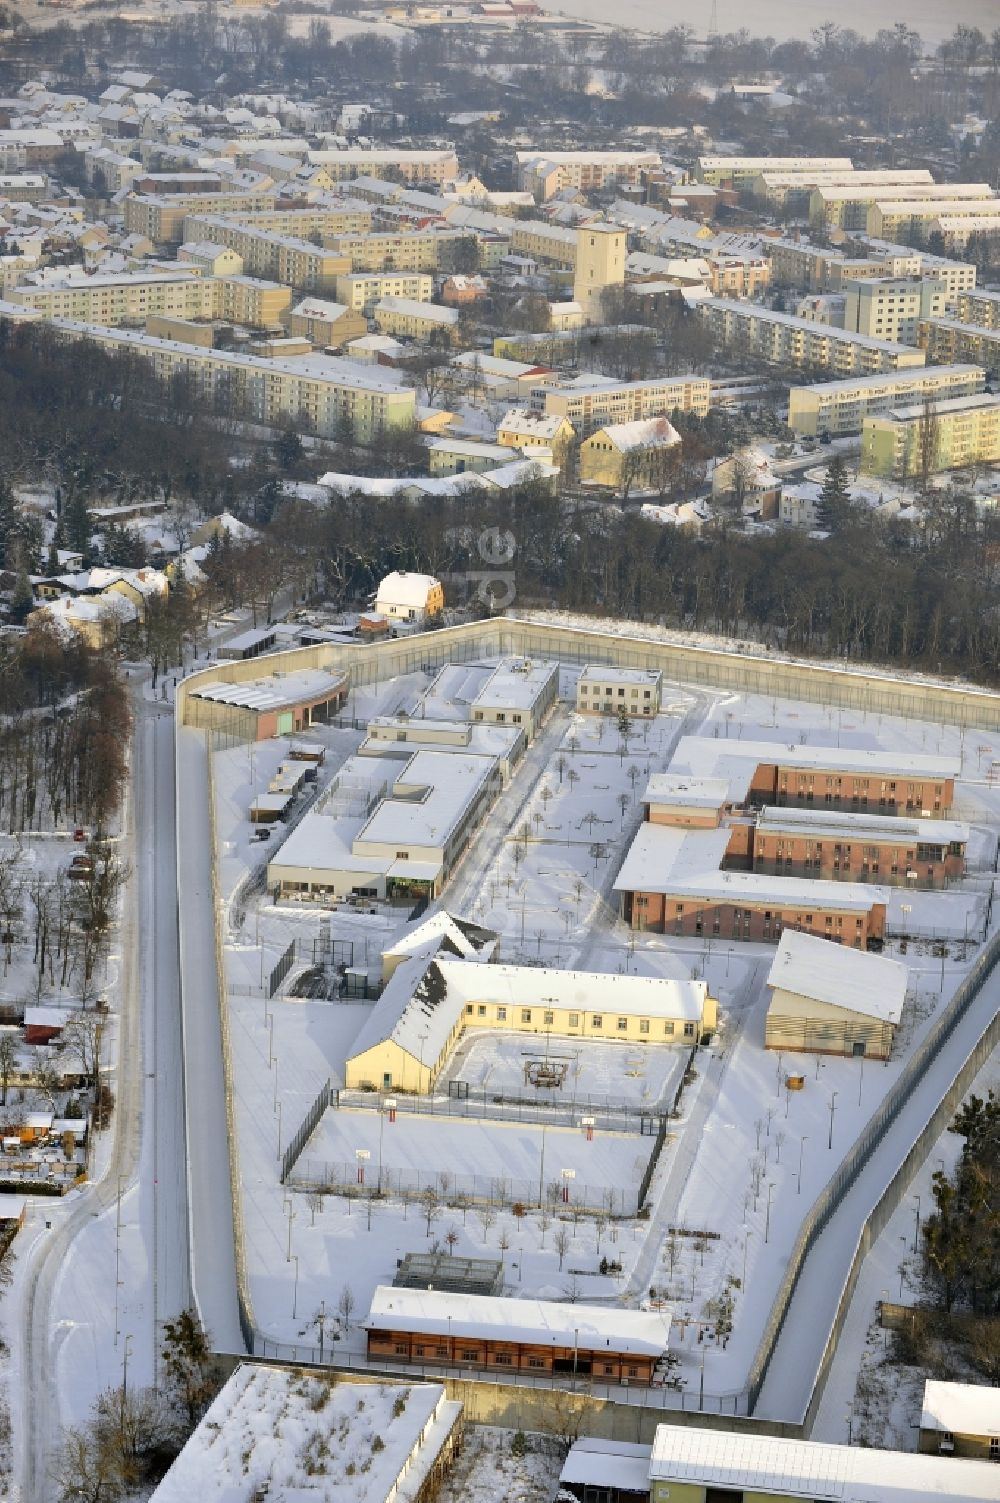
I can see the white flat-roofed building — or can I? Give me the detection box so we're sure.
[470,656,559,738]
[787,363,986,436]
[643,774,731,827]
[536,374,712,435]
[765,929,907,1058]
[576,664,662,717]
[306,147,459,184]
[150,1366,463,1503]
[649,1423,1000,1502]
[268,748,503,902]
[360,716,526,783]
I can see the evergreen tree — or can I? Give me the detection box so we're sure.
[63,491,93,563]
[817,454,852,531]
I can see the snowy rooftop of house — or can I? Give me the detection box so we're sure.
[561,1439,652,1495]
[644,774,730,808]
[671,735,960,784]
[579,663,662,686]
[383,910,499,970]
[471,657,557,712]
[290,296,352,320]
[376,296,458,323]
[755,806,968,846]
[766,930,907,1024]
[594,417,681,451]
[375,571,440,607]
[497,409,569,438]
[614,823,888,912]
[150,1366,460,1502]
[367,1286,671,1355]
[189,668,344,712]
[649,1423,1000,1501]
[920,1379,1000,1437]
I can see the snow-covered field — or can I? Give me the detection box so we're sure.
[294,1107,653,1215]
[439,1029,688,1113]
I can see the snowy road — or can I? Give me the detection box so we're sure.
[16,699,193,1500]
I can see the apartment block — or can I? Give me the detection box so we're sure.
[852,237,977,302]
[812,181,991,231]
[787,363,986,436]
[123,191,277,245]
[918,316,1000,378]
[515,149,659,198]
[697,297,926,376]
[324,231,464,273]
[707,252,770,299]
[335,271,433,315]
[214,275,292,330]
[843,278,948,344]
[751,168,932,210]
[534,374,712,435]
[374,296,459,344]
[956,288,1000,329]
[932,209,1000,251]
[17,316,416,443]
[509,220,579,268]
[867,195,999,242]
[204,204,373,238]
[696,155,852,188]
[576,665,662,717]
[861,392,1000,478]
[182,215,350,292]
[766,239,886,293]
[10,271,215,325]
[306,148,459,184]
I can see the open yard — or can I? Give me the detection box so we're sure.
[293,1107,654,1215]
[439,1029,689,1114]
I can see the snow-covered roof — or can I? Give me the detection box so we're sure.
[0,1194,25,1221]
[355,751,497,852]
[375,571,441,608]
[579,663,661,687]
[755,806,968,848]
[767,930,907,1024]
[672,735,960,785]
[920,1380,1000,1438]
[383,911,499,969]
[561,1439,652,1494]
[649,1423,1000,1501]
[497,409,570,439]
[614,822,888,912]
[368,1286,671,1355]
[643,774,730,809]
[471,657,558,713]
[151,1366,460,1502]
[189,668,345,713]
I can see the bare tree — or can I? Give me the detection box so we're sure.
[0,1033,17,1106]
[476,1204,497,1243]
[915,397,940,495]
[420,1186,442,1238]
[554,1224,571,1271]
[62,1011,103,1096]
[337,1282,356,1332]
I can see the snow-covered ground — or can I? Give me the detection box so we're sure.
[208,663,1000,1410]
[439,1029,688,1113]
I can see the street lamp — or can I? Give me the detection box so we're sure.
[742,1227,752,1288]
[764,1182,774,1244]
[285,1197,295,1262]
[913,1194,921,1254]
[828,1091,838,1150]
[857,1053,864,1107]
[292,1254,300,1319]
[573,1326,579,1382]
[797,1136,808,1195]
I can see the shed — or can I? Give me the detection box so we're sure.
[765,929,907,1059]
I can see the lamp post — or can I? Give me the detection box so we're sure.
[828,1090,838,1150]
[537,1122,548,1208]
[292,1254,300,1319]
[699,1342,706,1410]
[857,1053,864,1107]
[764,1182,774,1244]
[285,1197,295,1262]
[573,1326,579,1382]
[913,1194,921,1254]
[797,1136,808,1195]
[742,1227,752,1289]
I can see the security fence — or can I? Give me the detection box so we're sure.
[746,919,1000,1418]
[286,1154,640,1217]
